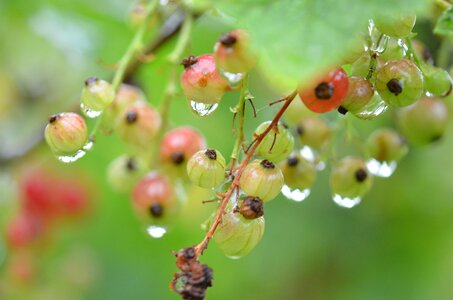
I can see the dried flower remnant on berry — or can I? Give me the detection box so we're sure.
[355,169,368,182]
[315,82,334,99]
[125,111,138,124]
[181,55,198,69]
[219,33,237,47]
[239,196,264,220]
[205,149,217,160]
[150,203,164,218]
[386,78,403,96]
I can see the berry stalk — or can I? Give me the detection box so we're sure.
[194,89,298,256]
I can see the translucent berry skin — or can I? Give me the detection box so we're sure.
[374,13,416,38]
[396,97,449,146]
[239,159,284,202]
[132,172,174,219]
[255,121,294,163]
[330,157,373,199]
[80,77,115,112]
[117,102,161,149]
[214,29,257,74]
[340,76,375,115]
[187,149,226,188]
[160,127,206,165]
[279,152,316,190]
[213,212,264,258]
[350,54,383,80]
[107,155,146,193]
[180,54,230,104]
[45,112,88,155]
[101,84,146,134]
[366,128,408,162]
[375,59,424,107]
[296,117,332,151]
[424,66,452,97]
[299,67,349,113]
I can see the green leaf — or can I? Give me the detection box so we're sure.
[435,7,453,37]
[216,0,430,90]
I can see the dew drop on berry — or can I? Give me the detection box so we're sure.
[56,140,93,164]
[332,194,362,208]
[145,224,167,239]
[189,101,219,117]
[80,103,103,118]
[366,159,397,178]
[281,185,311,202]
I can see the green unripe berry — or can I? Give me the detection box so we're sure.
[374,13,416,38]
[296,117,332,151]
[396,97,449,146]
[350,54,383,79]
[255,121,294,163]
[279,152,316,190]
[107,155,146,193]
[375,59,424,107]
[239,159,284,202]
[284,95,316,125]
[187,149,226,188]
[424,65,452,97]
[80,77,115,112]
[45,112,88,156]
[214,211,264,259]
[340,76,374,115]
[379,38,406,61]
[330,157,373,199]
[366,128,408,162]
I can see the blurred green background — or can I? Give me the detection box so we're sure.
[1,0,453,299]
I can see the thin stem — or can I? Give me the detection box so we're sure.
[437,37,451,69]
[229,74,249,170]
[194,90,298,256]
[405,37,424,73]
[168,13,193,64]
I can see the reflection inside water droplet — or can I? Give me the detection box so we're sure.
[146,225,167,239]
[281,185,311,202]
[355,93,388,120]
[220,70,244,83]
[189,101,218,117]
[332,194,361,208]
[366,158,397,178]
[57,149,86,163]
[81,103,102,118]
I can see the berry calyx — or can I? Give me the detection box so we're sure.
[44,112,88,156]
[117,102,161,149]
[180,54,230,104]
[255,121,294,163]
[239,196,264,220]
[375,59,424,107]
[239,159,284,202]
[214,29,257,74]
[132,172,175,219]
[160,127,206,165]
[80,77,115,113]
[187,149,226,188]
[330,157,373,199]
[298,67,349,113]
[366,128,408,162]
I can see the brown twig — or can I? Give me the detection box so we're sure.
[193,89,297,256]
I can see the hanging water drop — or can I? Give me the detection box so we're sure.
[354,93,388,120]
[81,103,102,118]
[332,194,361,208]
[366,158,397,178]
[281,185,311,202]
[220,70,244,83]
[189,101,218,117]
[146,225,167,239]
[56,149,87,163]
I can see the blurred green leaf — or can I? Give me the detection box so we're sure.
[434,6,453,36]
[217,0,430,89]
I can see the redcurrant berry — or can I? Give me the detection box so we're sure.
[80,77,115,114]
[117,102,161,149]
[339,76,374,115]
[298,67,349,113]
[45,112,88,156]
[6,213,44,249]
[160,127,206,165]
[375,59,424,107]
[424,65,452,97]
[239,159,284,202]
[132,172,175,219]
[330,157,373,199]
[374,13,416,38]
[214,29,256,74]
[107,155,146,193]
[396,97,450,146]
[296,117,332,151]
[180,54,230,104]
[255,122,294,163]
[366,128,408,163]
[187,149,226,188]
[279,152,316,191]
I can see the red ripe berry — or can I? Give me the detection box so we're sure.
[298,68,349,113]
[180,54,230,104]
[20,170,58,219]
[54,180,89,218]
[160,127,206,165]
[6,213,44,249]
[132,172,175,219]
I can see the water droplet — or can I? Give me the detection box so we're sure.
[189,101,218,117]
[355,93,388,120]
[366,158,397,178]
[226,255,242,260]
[281,185,311,202]
[82,140,94,151]
[368,19,389,53]
[81,103,102,118]
[220,70,244,83]
[57,149,87,163]
[146,225,167,239]
[332,194,361,208]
